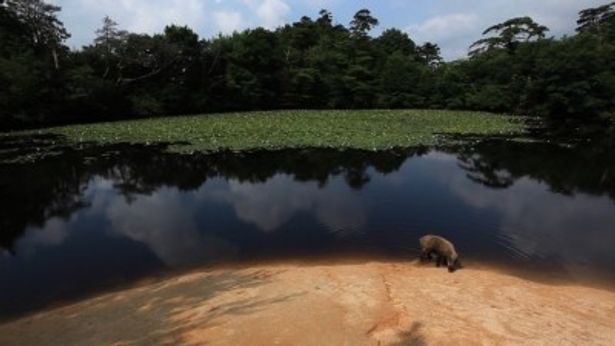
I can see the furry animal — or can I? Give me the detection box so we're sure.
[419,234,462,272]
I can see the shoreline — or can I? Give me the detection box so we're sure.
[3,252,615,324]
[2,258,614,345]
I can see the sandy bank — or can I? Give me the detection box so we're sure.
[1,260,614,346]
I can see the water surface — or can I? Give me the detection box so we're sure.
[1,136,615,320]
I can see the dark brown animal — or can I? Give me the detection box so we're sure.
[419,234,462,272]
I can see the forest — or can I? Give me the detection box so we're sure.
[0,0,614,130]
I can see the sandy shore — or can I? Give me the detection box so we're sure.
[1,260,614,346]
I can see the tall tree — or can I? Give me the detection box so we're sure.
[416,42,442,68]
[3,0,69,68]
[470,17,548,56]
[316,9,333,28]
[93,16,127,79]
[375,28,416,56]
[1,4,615,129]
[346,10,380,107]
[349,9,378,37]
[576,2,615,34]
[224,28,283,109]
[376,52,427,108]
[0,0,30,56]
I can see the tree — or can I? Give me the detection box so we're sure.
[1,5,615,130]
[470,17,548,56]
[304,23,351,108]
[3,0,70,69]
[155,25,203,114]
[375,28,416,56]
[0,0,30,56]
[522,35,615,120]
[376,52,427,108]
[93,16,127,79]
[576,2,615,34]
[90,25,199,87]
[349,9,378,37]
[1,0,71,127]
[416,42,442,68]
[95,16,127,48]
[224,28,284,109]
[316,9,333,28]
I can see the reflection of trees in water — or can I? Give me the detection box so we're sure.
[0,135,94,254]
[457,152,515,188]
[5,132,613,257]
[0,135,417,253]
[101,147,418,196]
[450,138,615,283]
[454,139,615,200]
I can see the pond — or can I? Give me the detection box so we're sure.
[1,135,615,320]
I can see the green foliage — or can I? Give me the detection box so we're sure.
[22,110,524,153]
[129,94,163,116]
[416,42,442,68]
[0,0,70,127]
[523,34,615,119]
[375,29,416,56]
[0,2,613,131]
[349,9,379,37]
[459,4,615,120]
[470,17,549,56]
[576,2,615,34]
[376,52,427,108]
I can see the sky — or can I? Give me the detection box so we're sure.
[50,0,607,60]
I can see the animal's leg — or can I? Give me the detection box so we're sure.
[430,251,439,265]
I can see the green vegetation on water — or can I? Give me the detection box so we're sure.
[15,110,525,153]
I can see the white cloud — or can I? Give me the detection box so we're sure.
[258,0,291,28]
[407,13,479,60]
[78,0,206,34]
[58,0,297,47]
[244,0,291,29]
[409,13,478,40]
[405,0,606,60]
[213,11,244,34]
[57,0,606,57]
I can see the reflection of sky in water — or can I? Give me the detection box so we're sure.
[9,153,615,270]
[16,174,370,262]
[426,152,615,281]
[3,150,615,318]
[202,175,367,233]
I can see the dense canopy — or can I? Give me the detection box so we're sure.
[0,1,614,130]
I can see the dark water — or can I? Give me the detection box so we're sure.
[1,135,615,320]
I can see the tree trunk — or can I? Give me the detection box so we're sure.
[51,48,59,70]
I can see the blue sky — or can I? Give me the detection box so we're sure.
[51,0,606,60]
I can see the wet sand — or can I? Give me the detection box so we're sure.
[1,260,614,346]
